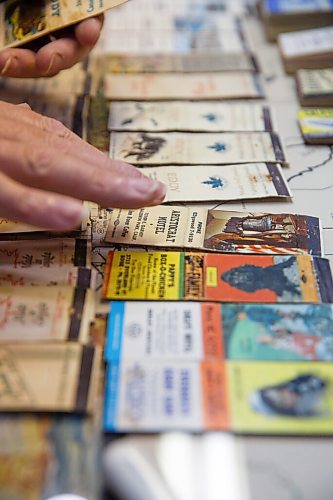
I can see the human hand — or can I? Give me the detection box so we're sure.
[0,101,166,229]
[0,16,103,78]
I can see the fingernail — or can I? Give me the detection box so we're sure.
[152,192,167,204]
[150,186,167,205]
[135,178,167,198]
[45,53,62,75]
[17,102,31,110]
[154,181,167,198]
[1,56,13,75]
[53,200,86,228]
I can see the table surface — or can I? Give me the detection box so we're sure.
[1,2,333,499]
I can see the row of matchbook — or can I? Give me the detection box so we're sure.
[0,0,333,436]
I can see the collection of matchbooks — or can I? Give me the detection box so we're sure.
[100,2,333,434]
[262,2,333,144]
[0,0,131,417]
[0,0,333,435]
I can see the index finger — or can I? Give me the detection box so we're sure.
[0,112,166,208]
[15,105,143,178]
[74,16,104,46]
[0,48,38,78]
[35,16,104,75]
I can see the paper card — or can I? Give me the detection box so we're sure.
[105,301,333,363]
[0,238,91,269]
[0,218,40,234]
[228,361,333,434]
[0,230,83,242]
[196,253,333,303]
[105,206,322,256]
[108,102,273,132]
[0,92,84,133]
[278,26,333,58]
[2,80,78,138]
[0,265,94,288]
[100,27,246,55]
[85,93,110,153]
[0,418,51,498]
[105,206,208,249]
[0,285,95,343]
[105,301,223,362]
[222,303,333,362]
[0,0,128,49]
[103,10,241,34]
[104,359,229,432]
[92,52,257,74]
[201,210,322,256]
[264,0,333,13]
[103,251,333,303]
[102,251,184,300]
[0,65,87,97]
[298,108,333,144]
[104,357,333,434]
[26,94,80,131]
[0,343,100,412]
[109,132,286,165]
[297,68,333,97]
[139,163,292,203]
[154,27,246,54]
[82,202,112,245]
[104,72,264,100]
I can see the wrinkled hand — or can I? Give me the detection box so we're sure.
[0,17,103,78]
[0,101,166,229]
